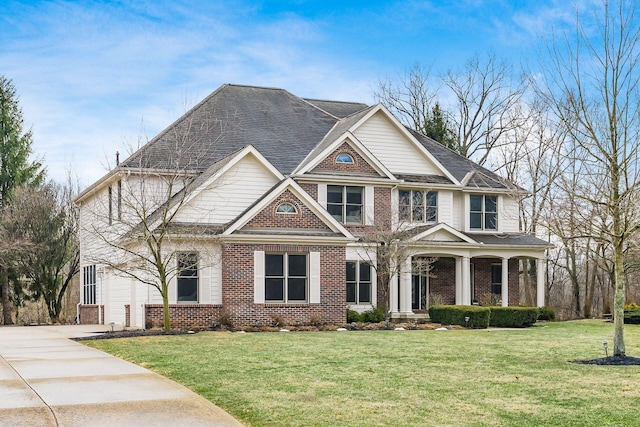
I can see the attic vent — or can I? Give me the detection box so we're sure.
[335,153,354,164]
[276,202,297,214]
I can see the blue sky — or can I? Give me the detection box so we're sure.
[1,0,585,186]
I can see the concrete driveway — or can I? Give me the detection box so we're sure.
[0,325,243,426]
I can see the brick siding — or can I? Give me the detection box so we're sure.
[79,305,104,325]
[310,142,380,176]
[244,189,331,230]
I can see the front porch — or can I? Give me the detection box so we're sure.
[389,253,546,319]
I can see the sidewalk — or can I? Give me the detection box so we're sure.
[0,325,243,426]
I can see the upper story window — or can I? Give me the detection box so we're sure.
[276,202,297,214]
[265,253,308,302]
[470,195,497,230]
[177,252,198,302]
[335,153,354,164]
[327,185,363,224]
[399,190,437,223]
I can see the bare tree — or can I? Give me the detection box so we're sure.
[374,63,438,136]
[83,110,234,331]
[444,53,528,166]
[537,0,640,356]
[3,182,79,322]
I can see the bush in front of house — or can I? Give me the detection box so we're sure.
[428,305,490,329]
[362,306,385,323]
[537,306,556,321]
[347,308,362,323]
[347,306,386,324]
[488,306,539,327]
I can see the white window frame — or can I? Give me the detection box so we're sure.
[327,185,364,224]
[469,194,498,231]
[346,261,372,305]
[399,189,438,223]
[83,265,97,304]
[177,252,199,303]
[265,253,308,303]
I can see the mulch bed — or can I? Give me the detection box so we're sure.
[573,355,640,365]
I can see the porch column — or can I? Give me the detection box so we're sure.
[501,257,509,307]
[399,256,413,315]
[536,257,546,307]
[455,257,462,305]
[390,259,399,313]
[461,256,471,305]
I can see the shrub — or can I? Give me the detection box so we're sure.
[428,305,490,329]
[347,308,362,323]
[624,302,640,311]
[489,306,539,327]
[362,306,385,323]
[537,306,556,321]
[624,308,640,324]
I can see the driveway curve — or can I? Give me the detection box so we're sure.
[0,325,243,427]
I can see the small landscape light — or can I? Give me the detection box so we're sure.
[464,316,470,328]
[109,321,115,333]
[602,340,609,357]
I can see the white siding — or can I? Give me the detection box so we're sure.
[174,154,279,224]
[309,252,321,304]
[452,192,463,230]
[210,244,223,304]
[254,251,265,303]
[353,111,443,175]
[106,271,128,325]
[438,190,453,225]
[500,195,520,233]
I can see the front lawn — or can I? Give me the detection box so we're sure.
[87,320,640,427]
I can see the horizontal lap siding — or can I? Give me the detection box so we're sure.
[353,112,442,175]
[500,196,520,233]
[174,154,279,223]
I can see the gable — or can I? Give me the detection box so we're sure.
[173,152,281,224]
[417,229,466,242]
[240,189,333,232]
[309,141,384,177]
[353,111,444,176]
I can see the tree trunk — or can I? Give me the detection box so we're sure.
[161,280,171,332]
[1,269,13,325]
[613,237,626,357]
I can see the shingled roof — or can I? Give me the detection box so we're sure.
[120,84,361,175]
[117,84,518,191]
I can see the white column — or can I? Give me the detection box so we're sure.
[399,256,413,315]
[455,257,462,305]
[501,257,509,307]
[390,259,399,313]
[130,278,136,328]
[461,257,471,305]
[537,257,546,307]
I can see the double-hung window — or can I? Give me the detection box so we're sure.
[469,195,497,230]
[327,185,363,224]
[83,265,96,304]
[265,253,308,302]
[177,252,198,302]
[346,261,372,305]
[399,190,437,223]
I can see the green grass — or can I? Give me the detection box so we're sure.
[86,320,640,427]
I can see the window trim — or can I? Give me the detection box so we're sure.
[327,185,364,224]
[469,194,498,231]
[83,265,97,304]
[335,153,355,164]
[265,253,309,303]
[346,261,372,305]
[177,252,199,303]
[399,189,438,223]
[276,202,297,214]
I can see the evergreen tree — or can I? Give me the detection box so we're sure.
[0,75,45,324]
[423,103,458,151]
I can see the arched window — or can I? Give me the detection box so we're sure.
[276,202,297,214]
[335,153,354,164]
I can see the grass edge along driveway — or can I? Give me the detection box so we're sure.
[87,320,640,427]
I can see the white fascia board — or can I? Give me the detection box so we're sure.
[296,131,396,179]
[220,234,356,244]
[349,104,461,186]
[222,177,355,239]
[410,223,478,244]
[294,175,401,186]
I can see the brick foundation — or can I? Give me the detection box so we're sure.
[79,305,104,324]
[144,304,224,329]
